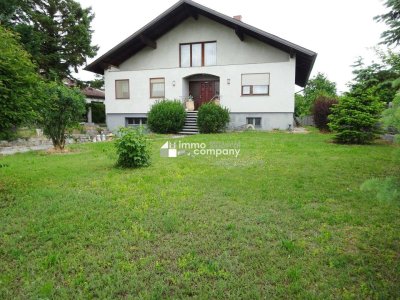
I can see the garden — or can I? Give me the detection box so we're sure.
[0,131,399,298]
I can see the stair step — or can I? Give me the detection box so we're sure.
[178,131,198,135]
[181,128,199,131]
[181,128,198,131]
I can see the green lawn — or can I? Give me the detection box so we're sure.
[0,131,399,299]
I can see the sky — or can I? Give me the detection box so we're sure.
[77,0,389,93]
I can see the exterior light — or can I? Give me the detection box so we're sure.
[172,80,176,86]
[227,78,231,85]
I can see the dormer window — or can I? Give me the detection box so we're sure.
[180,42,217,67]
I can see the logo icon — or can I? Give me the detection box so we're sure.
[160,142,177,158]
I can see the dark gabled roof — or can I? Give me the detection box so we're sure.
[84,0,317,87]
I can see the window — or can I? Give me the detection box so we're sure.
[126,118,147,126]
[115,79,130,99]
[150,78,165,98]
[241,73,270,96]
[180,42,217,67]
[247,117,262,128]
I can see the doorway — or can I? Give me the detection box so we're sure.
[189,80,219,110]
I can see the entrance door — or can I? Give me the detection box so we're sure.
[189,81,216,110]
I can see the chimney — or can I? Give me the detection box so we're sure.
[233,15,242,22]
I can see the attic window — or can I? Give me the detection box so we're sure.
[180,42,217,67]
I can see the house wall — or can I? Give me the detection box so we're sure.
[119,16,289,71]
[104,15,296,131]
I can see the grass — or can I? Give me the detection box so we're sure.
[0,131,399,299]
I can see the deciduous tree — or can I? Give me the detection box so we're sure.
[38,83,86,150]
[6,0,98,81]
[0,25,44,139]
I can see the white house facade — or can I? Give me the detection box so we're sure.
[85,0,316,131]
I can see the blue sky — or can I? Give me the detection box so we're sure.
[77,0,389,93]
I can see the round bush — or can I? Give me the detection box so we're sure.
[115,127,150,168]
[147,100,186,133]
[197,103,230,133]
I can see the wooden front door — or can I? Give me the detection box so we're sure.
[189,81,216,110]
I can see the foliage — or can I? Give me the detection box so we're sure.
[382,92,400,136]
[0,25,44,140]
[89,102,106,124]
[295,73,337,117]
[329,93,384,144]
[375,0,400,46]
[5,0,98,81]
[147,100,186,134]
[347,52,400,104]
[115,127,150,168]
[294,94,309,117]
[0,132,399,298]
[37,83,86,150]
[361,177,400,202]
[197,103,230,133]
[312,96,338,131]
[86,75,105,89]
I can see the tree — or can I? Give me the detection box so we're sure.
[38,83,86,150]
[375,0,400,46]
[6,0,98,81]
[0,25,44,139]
[382,93,400,135]
[348,52,400,104]
[85,75,104,90]
[312,96,338,132]
[295,73,337,117]
[329,92,384,144]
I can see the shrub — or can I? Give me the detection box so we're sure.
[328,94,383,144]
[197,103,230,133]
[115,127,150,168]
[382,93,400,136]
[312,96,338,131]
[147,100,186,133]
[90,102,106,124]
[38,83,86,150]
[0,26,45,139]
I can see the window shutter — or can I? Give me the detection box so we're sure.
[242,73,270,85]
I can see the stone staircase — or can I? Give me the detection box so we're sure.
[179,111,199,135]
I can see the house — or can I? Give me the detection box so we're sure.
[82,87,105,124]
[85,0,316,131]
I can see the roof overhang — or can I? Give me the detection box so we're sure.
[84,0,317,87]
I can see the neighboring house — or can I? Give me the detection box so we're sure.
[82,87,105,124]
[85,0,316,131]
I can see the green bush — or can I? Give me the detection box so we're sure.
[90,102,106,124]
[147,100,186,133]
[328,94,383,144]
[0,26,45,139]
[115,127,150,168]
[312,96,338,131]
[197,103,230,133]
[382,93,400,135]
[38,82,86,150]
